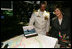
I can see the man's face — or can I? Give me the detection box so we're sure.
[40,4,46,11]
[54,8,62,17]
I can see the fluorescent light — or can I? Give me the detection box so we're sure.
[1,8,13,10]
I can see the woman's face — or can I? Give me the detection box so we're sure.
[54,8,62,17]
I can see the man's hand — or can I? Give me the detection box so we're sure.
[46,32,48,36]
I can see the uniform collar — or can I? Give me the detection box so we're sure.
[38,9,46,13]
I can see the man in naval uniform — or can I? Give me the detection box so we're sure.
[29,1,50,35]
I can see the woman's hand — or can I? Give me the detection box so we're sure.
[63,34,66,39]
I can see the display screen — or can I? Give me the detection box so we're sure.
[23,26,38,37]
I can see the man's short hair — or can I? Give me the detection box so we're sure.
[40,1,47,7]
